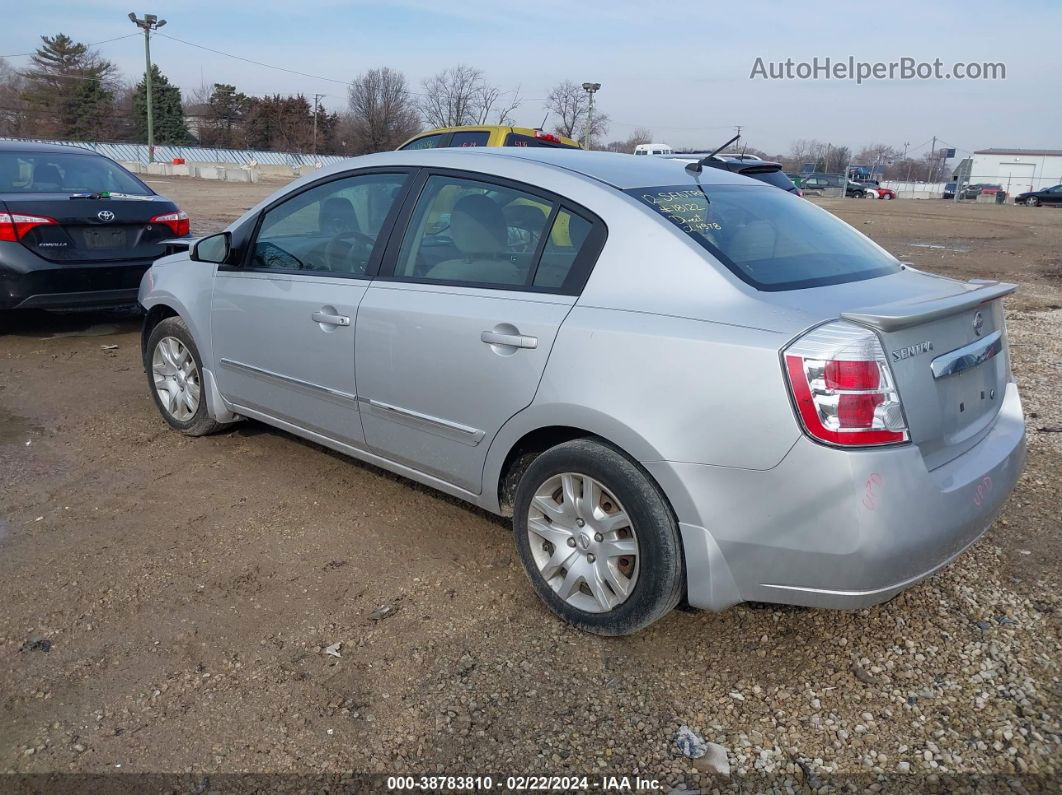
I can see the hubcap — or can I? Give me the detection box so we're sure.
[526,472,639,613]
[152,336,201,421]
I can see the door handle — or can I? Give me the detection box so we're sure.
[312,311,350,327]
[480,330,538,349]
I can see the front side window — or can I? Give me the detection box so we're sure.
[0,152,150,195]
[627,184,901,291]
[401,133,446,151]
[251,173,407,275]
[448,131,490,148]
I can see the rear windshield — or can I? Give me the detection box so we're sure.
[504,133,579,149]
[626,184,900,291]
[0,151,150,195]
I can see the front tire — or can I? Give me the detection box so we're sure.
[1025,197,1040,207]
[512,439,684,635]
[144,316,221,437]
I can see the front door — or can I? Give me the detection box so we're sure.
[355,172,602,492]
[211,170,410,446]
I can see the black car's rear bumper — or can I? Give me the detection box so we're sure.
[1,261,150,310]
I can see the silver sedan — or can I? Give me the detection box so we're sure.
[139,149,1025,635]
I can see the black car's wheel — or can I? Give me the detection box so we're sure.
[1025,197,1040,207]
[512,438,685,635]
[144,316,221,437]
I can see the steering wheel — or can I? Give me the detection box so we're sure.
[324,231,375,273]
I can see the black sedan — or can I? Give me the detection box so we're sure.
[1014,184,1062,207]
[1,141,189,311]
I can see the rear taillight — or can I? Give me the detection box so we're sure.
[150,210,190,237]
[784,321,908,447]
[0,212,59,242]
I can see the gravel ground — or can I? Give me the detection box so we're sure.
[0,182,1059,792]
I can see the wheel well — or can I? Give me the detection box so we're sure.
[140,304,178,357]
[496,426,600,516]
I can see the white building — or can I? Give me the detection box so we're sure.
[969,148,1062,194]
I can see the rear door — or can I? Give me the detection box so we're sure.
[355,171,605,492]
[211,169,411,447]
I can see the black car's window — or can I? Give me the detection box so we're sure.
[400,133,446,151]
[251,173,407,275]
[627,183,901,291]
[394,175,555,288]
[504,133,579,149]
[746,170,797,192]
[0,152,149,195]
[448,131,490,148]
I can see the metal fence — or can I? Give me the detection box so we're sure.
[0,136,348,168]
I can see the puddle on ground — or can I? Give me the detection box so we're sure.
[907,241,971,253]
[0,408,42,445]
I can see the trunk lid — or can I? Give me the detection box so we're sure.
[1,193,179,263]
[772,269,1015,469]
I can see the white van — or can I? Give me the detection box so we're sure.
[634,143,673,156]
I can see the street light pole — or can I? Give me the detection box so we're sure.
[312,93,324,157]
[580,82,600,150]
[128,12,167,163]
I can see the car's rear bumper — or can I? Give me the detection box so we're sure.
[0,261,150,310]
[645,381,1026,610]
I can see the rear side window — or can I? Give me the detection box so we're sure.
[390,174,602,293]
[401,133,447,151]
[627,184,900,291]
[534,210,592,288]
[448,131,490,148]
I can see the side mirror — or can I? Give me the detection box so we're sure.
[191,232,231,264]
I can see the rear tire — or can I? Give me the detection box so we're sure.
[144,316,221,437]
[512,439,684,635]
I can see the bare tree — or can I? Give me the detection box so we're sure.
[544,80,585,139]
[419,65,518,128]
[0,58,28,136]
[544,80,608,147]
[605,127,652,154]
[347,67,422,153]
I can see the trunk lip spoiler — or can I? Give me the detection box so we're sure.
[841,279,1017,331]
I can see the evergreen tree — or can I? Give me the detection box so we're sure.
[20,33,117,139]
[132,64,193,145]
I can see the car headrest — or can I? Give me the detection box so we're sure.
[451,194,506,255]
[33,163,62,187]
[319,197,359,235]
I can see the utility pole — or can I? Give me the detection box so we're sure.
[128,12,167,163]
[581,82,601,150]
[312,93,324,157]
[927,135,936,181]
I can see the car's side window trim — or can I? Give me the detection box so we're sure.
[222,167,417,280]
[375,167,607,297]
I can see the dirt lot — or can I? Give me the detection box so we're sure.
[1,176,1059,790]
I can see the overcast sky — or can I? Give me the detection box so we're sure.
[3,0,1059,158]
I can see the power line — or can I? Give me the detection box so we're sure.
[1,33,139,59]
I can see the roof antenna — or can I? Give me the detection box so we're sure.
[537,111,549,131]
[686,133,740,174]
